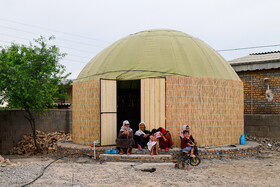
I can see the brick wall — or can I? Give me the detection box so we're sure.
[0,109,72,154]
[237,68,280,114]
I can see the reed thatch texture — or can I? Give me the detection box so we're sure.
[166,76,244,147]
[72,80,100,145]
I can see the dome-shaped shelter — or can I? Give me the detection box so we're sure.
[73,29,243,147]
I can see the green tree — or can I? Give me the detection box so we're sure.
[0,36,71,152]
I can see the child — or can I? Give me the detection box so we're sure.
[147,129,159,155]
[181,130,195,157]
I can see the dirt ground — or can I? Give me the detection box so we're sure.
[1,151,280,187]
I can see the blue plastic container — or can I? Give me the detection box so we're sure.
[240,134,247,145]
[106,149,119,154]
[111,150,119,154]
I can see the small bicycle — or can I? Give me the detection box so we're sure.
[175,151,201,170]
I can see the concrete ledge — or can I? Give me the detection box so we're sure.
[57,141,259,162]
[99,154,173,163]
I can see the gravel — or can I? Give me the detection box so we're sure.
[247,136,280,152]
[1,152,280,187]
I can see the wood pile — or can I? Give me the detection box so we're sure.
[9,130,72,155]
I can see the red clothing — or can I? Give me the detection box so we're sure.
[181,137,192,149]
[181,137,187,149]
[158,127,174,149]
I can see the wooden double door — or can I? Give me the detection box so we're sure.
[100,78,165,146]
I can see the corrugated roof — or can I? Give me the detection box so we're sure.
[229,51,280,72]
[76,29,240,81]
[229,51,280,64]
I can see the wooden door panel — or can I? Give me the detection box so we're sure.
[141,78,165,130]
[100,79,117,146]
[101,113,117,145]
[101,79,117,113]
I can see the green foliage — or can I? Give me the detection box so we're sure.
[0,36,71,112]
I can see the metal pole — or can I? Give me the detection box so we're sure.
[251,76,253,114]
[94,142,96,159]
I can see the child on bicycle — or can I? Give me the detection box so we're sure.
[181,130,195,157]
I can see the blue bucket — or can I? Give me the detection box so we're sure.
[240,134,247,145]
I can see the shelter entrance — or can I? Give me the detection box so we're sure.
[117,80,141,133]
[100,78,166,146]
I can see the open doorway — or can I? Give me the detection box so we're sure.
[117,80,140,134]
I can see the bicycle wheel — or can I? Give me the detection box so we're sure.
[176,155,187,169]
[190,156,200,166]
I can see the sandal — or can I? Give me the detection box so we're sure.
[119,151,124,155]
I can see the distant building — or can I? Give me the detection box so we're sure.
[230,51,280,140]
[54,79,73,108]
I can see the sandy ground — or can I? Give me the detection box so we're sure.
[1,151,280,187]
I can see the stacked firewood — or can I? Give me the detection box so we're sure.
[9,130,72,155]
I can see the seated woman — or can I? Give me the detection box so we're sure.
[157,127,174,151]
[180,125,188,139]
[134,122,151,150]
[116,120,135,154]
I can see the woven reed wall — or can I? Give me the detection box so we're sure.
[166,76,244,147]
[72,80,100,145]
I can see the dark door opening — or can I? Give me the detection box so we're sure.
[117,80,140,134]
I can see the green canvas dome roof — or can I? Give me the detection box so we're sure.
[77,29,240,81]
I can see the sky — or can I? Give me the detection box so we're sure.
[1,0,280,79]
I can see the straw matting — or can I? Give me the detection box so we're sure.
[166,76,244,147]
[72,80,100,145]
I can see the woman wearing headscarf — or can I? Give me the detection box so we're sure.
[116,120,135,154]
[180,125,188,139]
[157,127,174,151]
[134,122,151,150]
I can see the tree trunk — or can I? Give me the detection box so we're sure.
[24,109,41,153]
